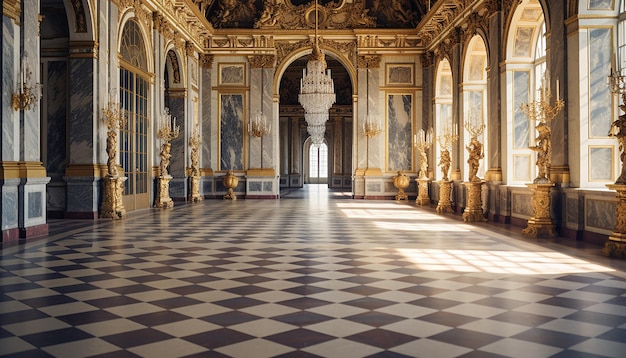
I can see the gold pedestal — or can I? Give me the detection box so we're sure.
[188,176,202,203]
[602,184,626,258]
[154,175,174,208]
[101,176,127,219]
[463,181,486,222]
[393,172,410,200]
[416,178,431,206]
[522,183,556,237]
[436,180,453,214]
[223,171,238,200]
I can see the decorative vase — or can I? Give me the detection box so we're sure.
[393,171,410,200]
[223,170,238,200]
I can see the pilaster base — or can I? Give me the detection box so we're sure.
[154,176,174,208]
[101,176,127,219]
[522,183,556,237]
[436,180,453,214]
[416,178,431,205]
[463,181,486,222]
[188,176,202,203]
[602,184,626,258]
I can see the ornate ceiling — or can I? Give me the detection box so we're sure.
[199,0,427,29]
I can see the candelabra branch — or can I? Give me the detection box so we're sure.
[520,73,564,184]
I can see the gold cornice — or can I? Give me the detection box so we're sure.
[65,164,106,178]
[0,161,48,179]
[247,168,276,177]
[248,55,275,69]
[358,55,381,69]
[3,0,20,24]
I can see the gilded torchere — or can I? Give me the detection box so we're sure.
[188,127,202,203]
[414,128,432,206]
[436,126,457,214]
[520,71,563,237]
[463,118,486,222]
[100,91,127,219]
[603,66,626,257]
[154,108,179,209]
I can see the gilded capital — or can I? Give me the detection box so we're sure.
[248,55,275,69]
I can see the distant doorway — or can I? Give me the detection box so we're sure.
[306,140,328,184]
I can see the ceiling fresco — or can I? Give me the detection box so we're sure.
[202,0,426,29]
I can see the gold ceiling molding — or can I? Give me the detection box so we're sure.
[357,55,382,69]
[416,0,514,51]
[254,0,375,30]
[421,51,436,67]
[3,0,20,24]
[199,54,213,69]
[275,38,356,70]
[248,55,276,69]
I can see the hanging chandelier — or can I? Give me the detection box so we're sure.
[298,0,336,146]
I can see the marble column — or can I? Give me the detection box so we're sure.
[1,10,20,240]
[199,54,214,197]
[64,42,99,219]
[6,1,51,239]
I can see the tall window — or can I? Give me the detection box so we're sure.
[309,143,328,179]
[119,19,149,208]
[534,22,547,98]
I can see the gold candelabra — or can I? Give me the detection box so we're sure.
[414,128,432,179]
[520,71,564,183]
[103,91,127,177]
[464,116,485,183]
[437,126,458,181]
[189,127,201,177]
[362,113,382,170]
[157,107,180,177]
[12,52,40,111]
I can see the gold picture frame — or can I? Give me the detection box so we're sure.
[386,63,414,86]
[218,63,246,86]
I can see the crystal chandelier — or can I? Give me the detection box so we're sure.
[298,0,336,146]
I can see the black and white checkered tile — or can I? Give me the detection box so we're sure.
[1,189,626,357]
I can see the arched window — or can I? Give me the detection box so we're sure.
[434,59,453,180]
[119,19,150,210]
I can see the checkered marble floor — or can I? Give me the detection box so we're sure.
[2,186,626,358]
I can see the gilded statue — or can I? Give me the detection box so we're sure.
[530,122,552,183]
[610,107,626,184]
[438,149,451,181]
[418,148,428,179]
[159,142,172,177]
[106,130,118,177]
[466,136,483,182]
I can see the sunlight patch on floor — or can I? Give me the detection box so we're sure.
[396,248,615,274]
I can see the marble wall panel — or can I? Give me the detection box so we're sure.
[65,179,98,212]
[69,58,95,164]
[220,94,244,170]
[1,181,19,230]
[387,94,412,171]
[22,0,40,162]
[511,192,533,217]
[2,17,15,160]
[169,178,186,199]
[586,198,615,231]
[46,61,68,176]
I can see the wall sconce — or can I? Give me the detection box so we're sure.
[12,52,40,111]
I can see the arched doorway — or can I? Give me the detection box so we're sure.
[278,55,353,191]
